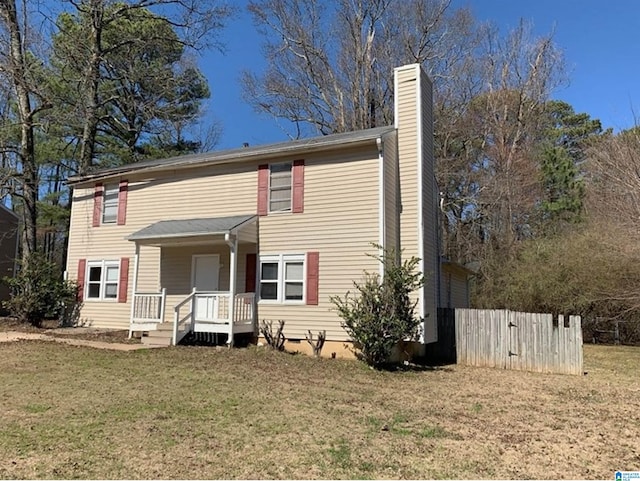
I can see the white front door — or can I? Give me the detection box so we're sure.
[192,255,220,320]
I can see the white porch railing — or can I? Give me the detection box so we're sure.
[193,291,231,322]
[128,289,256,344]
[129,289,166,337]
[234,293,256,326]
[174,291,256,341]
[173,288,197,345]
[192,292,256,325]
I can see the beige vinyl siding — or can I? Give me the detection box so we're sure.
[66,143,380,333]
[440,264,470,309]
[382,130,399,252]
[0,207,18,304]
[139,243,254,324]
[419,69,439,342]
[160,244,246,323]
[450,274,469,308]
[395,64,439,343]
[66,162,259,328]
[66,63,440,343]
[258,147,381,341]
[238,222,257,244]
[136,245,160,292]
[67,186,153,329]
[395,66,420,261]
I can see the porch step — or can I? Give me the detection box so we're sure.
[142,322,174,347]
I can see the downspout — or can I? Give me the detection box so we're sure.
[377,136,385,278]
[12,220,19,278]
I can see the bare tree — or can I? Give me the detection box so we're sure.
[245,3,570,310]
[586,128,640,235]
[438,21,566,267]
[242,0,465,137]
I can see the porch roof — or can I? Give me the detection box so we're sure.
[127,214,256,243]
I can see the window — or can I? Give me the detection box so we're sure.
[284,260,304,300]
[93,180,128,227]
[86,260,119,300]
[257,161,303,216]
[259,254,305,302]
[102,184,119,224]
[269,162,292,212]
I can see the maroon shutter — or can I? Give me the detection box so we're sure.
[77,259,86,301]
[118,257,130,303]
[306,251,319,305]
[257,164,269,216]
[117,179,128,225]
[93,184,103,227]
[292,160,304,213]
[245,253,257,293]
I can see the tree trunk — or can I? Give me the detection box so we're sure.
[0,0,37,266]
[78,0,104,176]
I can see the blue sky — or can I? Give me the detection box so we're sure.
[204,0,640,150]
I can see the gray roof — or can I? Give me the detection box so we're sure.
[0,203,18,219]
[68,125,395,186]
[127,214,256,242]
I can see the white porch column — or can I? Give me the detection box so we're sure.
[128,242,140,338]
[226,233,238,347]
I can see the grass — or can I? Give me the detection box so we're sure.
[0,341,638,479]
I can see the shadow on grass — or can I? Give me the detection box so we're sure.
[381,363,456,373]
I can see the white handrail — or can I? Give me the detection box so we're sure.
[159,288,166,324]
[173,287,197,345]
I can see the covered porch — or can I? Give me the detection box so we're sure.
[126,214,258,346]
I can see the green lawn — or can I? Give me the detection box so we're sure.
[0,341,637,479]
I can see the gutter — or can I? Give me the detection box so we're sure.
[68,127,395,188]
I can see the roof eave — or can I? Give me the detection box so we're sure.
[0,203,19,219]
[441,259,477,276]
[126,214,257,244]
[127,230,229,242]
[68,127,394,188]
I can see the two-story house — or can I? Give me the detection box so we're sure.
[0,203,18,311]
[65,64,469,356]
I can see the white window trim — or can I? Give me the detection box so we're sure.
[102,183,119,224]
[268,162,293,214]
[85,260,120,302]
[258,253,305,304]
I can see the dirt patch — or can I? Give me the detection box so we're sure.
[0,317,139,344]
[0,331,148,351]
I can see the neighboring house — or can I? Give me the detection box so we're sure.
[0,203,18,310]
[440,260,474,309]
[65,63,470,355]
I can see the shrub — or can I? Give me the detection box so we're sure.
[3,252,80,327]
[259,319,286,350]
[331,247,425,368]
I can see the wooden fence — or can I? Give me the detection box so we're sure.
[431,309,583,375]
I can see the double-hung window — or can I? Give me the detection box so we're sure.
[269,162,292,212]
[259,254,305,303]
[93,180,128,227]
[102,184,119,224]
[86,260,120,300]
